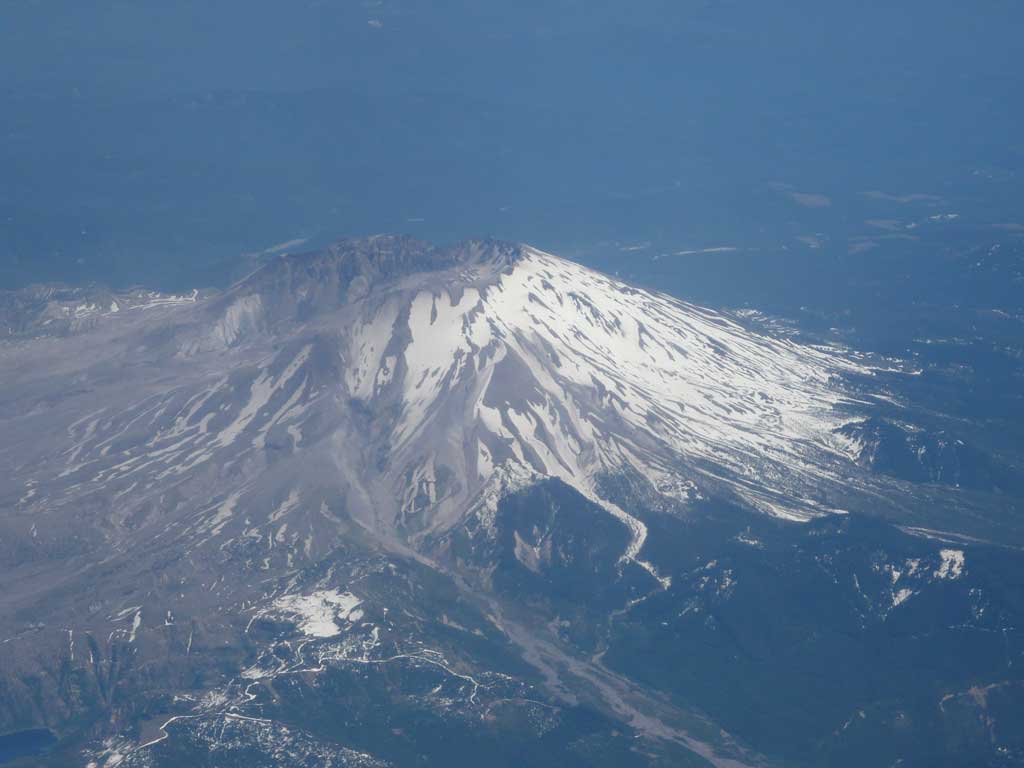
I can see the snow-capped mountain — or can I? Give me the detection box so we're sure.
[3,237,1020,768]
[3,237,873,575]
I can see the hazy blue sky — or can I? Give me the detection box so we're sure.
[2,0,1021,289]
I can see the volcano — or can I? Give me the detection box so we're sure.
[1,237,1019,768]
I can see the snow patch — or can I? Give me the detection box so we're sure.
[893,588,914,607]
[935,549,965,580]
[268,590,363,638]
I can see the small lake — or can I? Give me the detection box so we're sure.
[0,729,57,764]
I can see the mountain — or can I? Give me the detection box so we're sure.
[1,237,1022,767]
